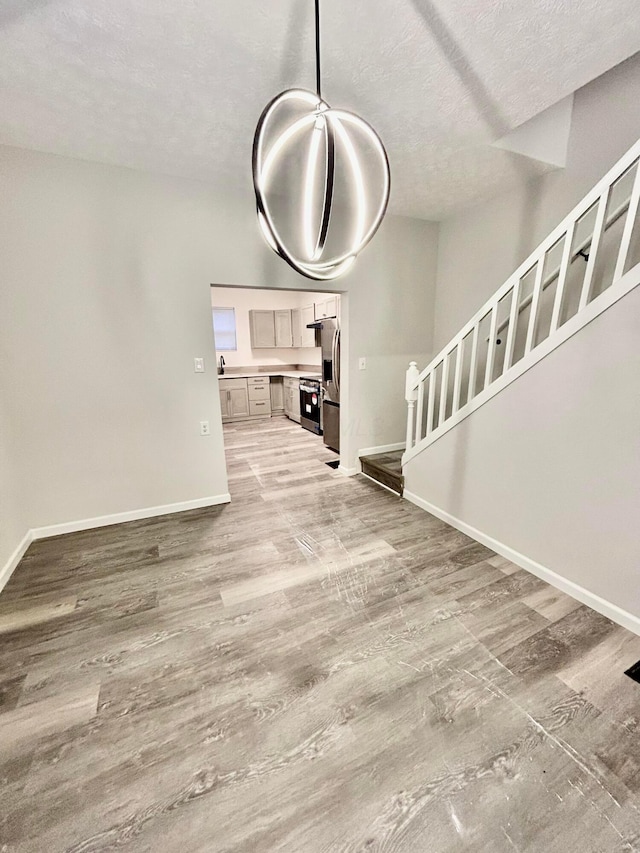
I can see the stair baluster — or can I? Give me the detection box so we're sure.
[404,137,640,464]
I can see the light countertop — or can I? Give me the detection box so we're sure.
[218,371,320,380]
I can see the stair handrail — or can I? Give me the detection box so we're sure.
[409,137,640,395]
[487,196,631,342]
[405,136,640,462]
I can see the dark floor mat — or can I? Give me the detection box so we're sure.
[624,661,640,684]
[325,460,340,469]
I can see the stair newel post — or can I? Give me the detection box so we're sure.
[405,361,420,451]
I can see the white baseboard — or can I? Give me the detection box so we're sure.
[30,493,232,540]
[358,442,406,457]
[0,494,232,597]
[404,489,640,637]
[338,465,359,477]
[0,530,34,595]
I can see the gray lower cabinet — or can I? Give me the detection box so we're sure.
[220,375,298,423]
[219,377,250,422]
[291,384,301,422]
[247,376,271,418]
[283,377,301,423]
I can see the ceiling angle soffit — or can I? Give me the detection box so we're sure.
[491,94,574,168]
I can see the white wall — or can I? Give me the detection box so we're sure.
[433,52,640,351]
[0,388,26,578]
[0,144,437,549]
[0,146,233,534]
[342,213,437,460]
[404,279,640,624]
[211,286,323,369]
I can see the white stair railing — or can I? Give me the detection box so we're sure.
[404,137,640,465]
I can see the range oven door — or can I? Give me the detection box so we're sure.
[299,382,322,435]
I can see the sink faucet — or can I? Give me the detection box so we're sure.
[219,355,225,375]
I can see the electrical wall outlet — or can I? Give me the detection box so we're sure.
[359,357,367,370]
[200,421,210,436]
[194,358,205,373]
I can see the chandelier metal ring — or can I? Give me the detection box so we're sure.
[251,0,391,281]
[252,89,391,281]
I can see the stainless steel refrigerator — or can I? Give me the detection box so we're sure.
[308,316,340,452]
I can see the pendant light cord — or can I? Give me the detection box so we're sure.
[315,0,322,99]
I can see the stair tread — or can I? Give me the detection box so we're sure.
[359,451,403,475]
[359,451,404,496]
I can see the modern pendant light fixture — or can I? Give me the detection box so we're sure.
[252,0,391,280]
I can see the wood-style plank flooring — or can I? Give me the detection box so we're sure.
[2,417,640,851]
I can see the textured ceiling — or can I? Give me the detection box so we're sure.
[0,0,638,220]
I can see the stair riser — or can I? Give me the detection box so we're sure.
[360,461,404,496]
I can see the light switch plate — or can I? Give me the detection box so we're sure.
[194,358,205,373]
[359,357,367,370]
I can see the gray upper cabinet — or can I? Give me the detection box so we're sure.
[314,296,339,320]
[250,302,328,349]
[274,309,293,347]
[291,309,302,348]
[249,310,276,348]
[300,305,316,348]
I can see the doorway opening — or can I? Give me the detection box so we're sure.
[210,284,346,498]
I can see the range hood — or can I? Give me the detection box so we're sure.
[306,315,338,329]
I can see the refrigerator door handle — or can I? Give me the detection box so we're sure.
[331,330,336,390]
[334,328,340,396]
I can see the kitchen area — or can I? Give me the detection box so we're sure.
[212,286,341,453]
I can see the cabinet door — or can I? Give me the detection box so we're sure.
[274,309,293,347]
[219,385,230,421]
[228,387,250,419]
[301,305,316,348]
[291,381,301,422]
[249,310,275,348]
[291,309,302,348]
[314,295,338,320]
[324,296,337,318]
[285,382,294,418]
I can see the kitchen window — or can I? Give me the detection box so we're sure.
[212,307,237,351]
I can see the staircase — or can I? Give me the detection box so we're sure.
[403,137,640,464]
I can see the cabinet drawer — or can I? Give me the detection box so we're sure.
[249,399,271,416]
[219,377,248,391]
[248,384,270,401]
[247,375,269,386]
